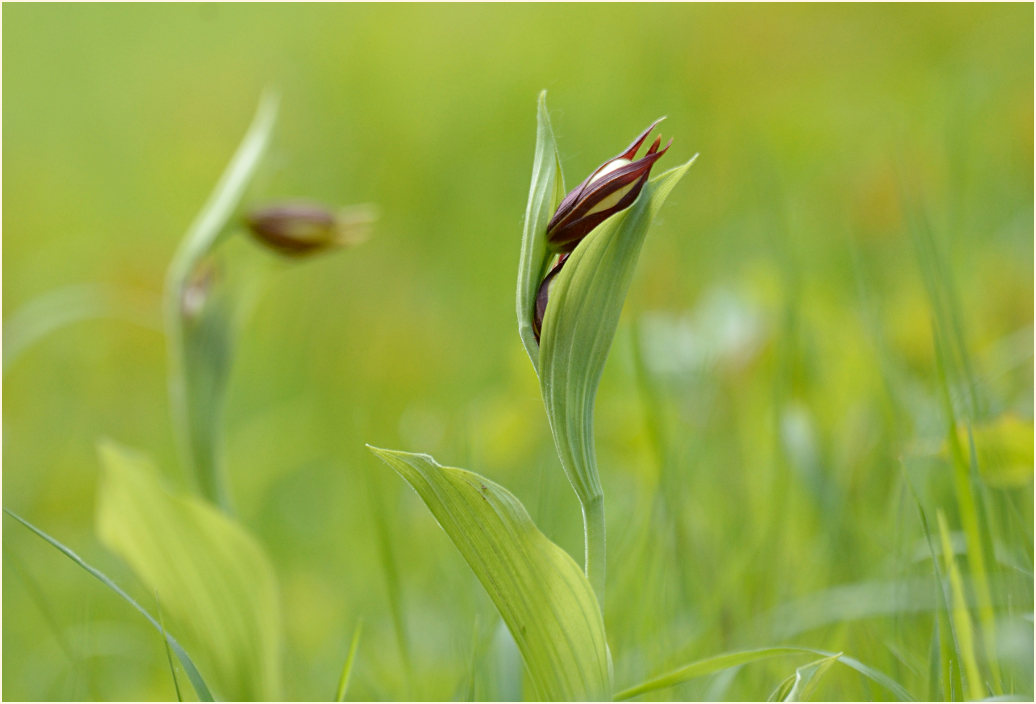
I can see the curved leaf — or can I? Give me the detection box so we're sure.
[516,90,565,371]
[538,159,695,507]
[367,445,611,701]
[96,441,282,701]
[165,92,278,510]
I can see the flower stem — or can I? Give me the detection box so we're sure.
[582,493,606,608]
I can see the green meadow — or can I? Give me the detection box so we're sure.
[3,4,1032,701]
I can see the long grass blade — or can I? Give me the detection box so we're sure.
[157,595,184,702]
[907,191,1003,692]
[909,480,965,701]
[335,620,363,701]
[937,510,987,701]
[362,465,412,695]
[3,508,215,702]
[613,646,913,701]
[3,545,102,700]
[778,652,843,702]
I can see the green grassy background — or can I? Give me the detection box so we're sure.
[3,4,1032,701]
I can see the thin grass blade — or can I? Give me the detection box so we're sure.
[3,508,215,702]
[613,646,913,701]
[362,465,413,696]
[937,510,987,701]
[157,596,185,702]
[335,620,363,701]
[907,193,1003,692]
[910,483,965,701]
[778,652,843,701]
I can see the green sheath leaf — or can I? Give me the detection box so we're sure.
[367,445,611,701]
[538,159,696,505]
[516,90,565,371]
[96,441,282,701]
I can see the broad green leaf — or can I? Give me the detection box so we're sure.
[538,159,695,509]
[96,441,282,701]
[3,508,214,702]
[367,446,611,701]
[613,646,913,702]
[165,92,278,510]
[516,90,565,371]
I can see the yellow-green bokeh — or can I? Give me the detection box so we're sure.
[3,4,1032,701]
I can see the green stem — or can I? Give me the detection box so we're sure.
[582,493,606,608]
[163,93,278,511]
[933,332,1002,694]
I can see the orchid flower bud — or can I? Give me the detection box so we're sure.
[545,119,671,253]
[245,201,375,257]
[532,253,569,342]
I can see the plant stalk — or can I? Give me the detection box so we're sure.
[163,93,278,512]
[582,493,606,608]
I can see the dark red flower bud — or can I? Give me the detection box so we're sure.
[532,253,569,342]
[545,119,671,253]
[245,202,375,257]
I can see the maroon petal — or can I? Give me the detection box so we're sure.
[545,138,671,251]
[615,117,666,161]
[532,254,569,342]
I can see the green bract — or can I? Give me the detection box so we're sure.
[516,91,565,372]
[537,160,695,505]
[516,92,696,604]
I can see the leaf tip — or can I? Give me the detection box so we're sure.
[366,444,442,473]
[96,437,140,478]
[364,443,393,464]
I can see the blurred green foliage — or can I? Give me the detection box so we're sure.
[3,4,1032,701]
